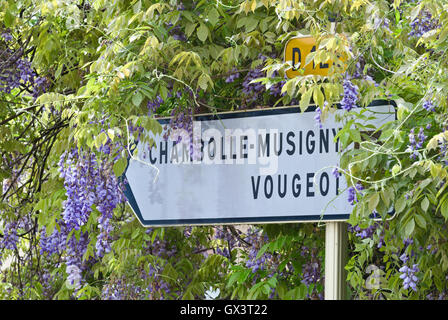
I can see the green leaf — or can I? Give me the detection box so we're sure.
[182,10,195,23]
[197,23,209,42]
[441,197,448,221]
[107,129,115,141]
[182,289,194,300]
[394,195,406,214]
[349,129,361,143]
[313,86,324,107]
[208,8,220,27]
[380,189,391,208]
[368,192,380,213]
[132,91,143,107]
[4,10,14,27]
[281,79,295,97]
[244,16,258,32]
[339,130,351,148]
[185,22,197,37]
[391,164,401,176]
[155,86,167,102]
[421,197,429,212]
[300,88,312,112]
[404,218,415,238]
[298,283,308,299]
[95,132,108,149]
[113,157,128,177]
[198,73,209,91]
[255,243,270,260]
[46,216,56,236]
[414,214,427,230]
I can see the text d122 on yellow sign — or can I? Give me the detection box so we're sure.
[284,36,344,78]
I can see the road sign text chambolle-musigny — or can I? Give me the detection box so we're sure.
[122,101,396,227]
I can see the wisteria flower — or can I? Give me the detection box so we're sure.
[341,77,359,112]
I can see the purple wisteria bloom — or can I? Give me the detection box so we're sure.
[416,127,426,149]
[244,227,271,273]
[408,10,439,39]
[403,238,414,248]
[1,32,12,42]
[225,68,240,83]
[400,253,409,264]
[300,246,322,287]
[56,147,127,291]
[332,166,341,178]
[399,263,419,291]
[301,261,321,286]
[39,223,66,255]
[1,222,18,250]
[341,77,359,112]
[422,100,435,112]
[356,225,377,239]
[241,67,265,106]
[33,76,50,99]
[314,106,323,128]
[347,223,378,240]
[147,95,164,115]
[268,71,286,98]
[347,182,364,205]
[408,127,427,159]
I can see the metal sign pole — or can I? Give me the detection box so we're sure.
[325,221,348,300]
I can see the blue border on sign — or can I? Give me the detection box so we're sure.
[121,100,397,227]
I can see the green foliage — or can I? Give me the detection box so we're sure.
[2,0,448,300]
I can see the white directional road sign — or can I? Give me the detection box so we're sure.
[123,100,396,227]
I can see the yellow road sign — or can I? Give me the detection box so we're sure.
[284,36,332,78]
